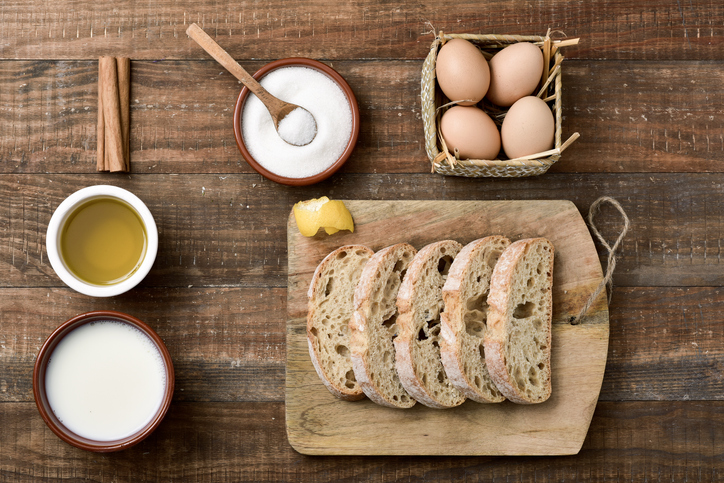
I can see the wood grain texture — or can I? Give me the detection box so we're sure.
[1,401,723,482]
[0,287,724,402]
[1,0,722,476]
[602,286,724,402]
[0,287,285,403]
[1,1,723,61]
[287,201,608,455]
[2,60,723,174]
[1,173,723,288]
[2,286,724,405]
[552,61,724,173]
[0,174,289,288]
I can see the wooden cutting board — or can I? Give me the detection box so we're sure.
[286,200,609,456]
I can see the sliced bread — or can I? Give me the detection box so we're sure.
[484,238,554,404]
[394,240,466,408]
[440,236,511,403]
[350,243,418,408]
[307,245,373,400]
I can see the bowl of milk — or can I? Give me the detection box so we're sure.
[33,311,174,452]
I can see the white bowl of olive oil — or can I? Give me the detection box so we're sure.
[46,186,158,297]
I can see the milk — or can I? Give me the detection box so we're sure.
[45,320,167,441]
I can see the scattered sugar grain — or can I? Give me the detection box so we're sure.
[277,107,317,146]
[241,66,352,179]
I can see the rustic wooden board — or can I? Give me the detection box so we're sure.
[286,200,609,455]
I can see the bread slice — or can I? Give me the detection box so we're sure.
[307,245,374,400]
[350,243,418,409]
[394,240,466,408]
[484,238,554,404]
[440,236,510,403]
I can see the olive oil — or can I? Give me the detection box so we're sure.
[60,198,147,285]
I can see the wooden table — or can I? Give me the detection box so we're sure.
[1,1,722,481]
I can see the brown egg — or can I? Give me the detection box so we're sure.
[440,106,500,160]
[486,42,544,107]
[436,39,490,106]
[501,96,554,159]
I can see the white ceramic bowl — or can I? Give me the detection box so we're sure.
[46,185,158,297]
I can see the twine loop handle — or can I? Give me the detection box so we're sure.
[570,196,630,325]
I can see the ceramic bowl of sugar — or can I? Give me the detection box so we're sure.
[233,58,360,186]
[33,311,174,452]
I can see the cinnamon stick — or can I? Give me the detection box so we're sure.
[97,56,130,172]
[97,60,107,171]
[116,57,131,172]
[100,56,125,172]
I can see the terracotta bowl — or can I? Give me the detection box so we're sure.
[33,311,175,452]
[233,58,360,186]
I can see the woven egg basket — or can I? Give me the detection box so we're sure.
[421,32,579,178]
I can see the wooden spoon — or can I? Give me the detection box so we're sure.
[186,23,317,146]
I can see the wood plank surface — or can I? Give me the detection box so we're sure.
[602,286,724,402]
[1,401,723,482]
[1,1,723,61]
[2,0,723,478]
[0,287,286,403]
[2,60,723,174]
[2,173,723,289]
[0,287,724,402]
[2,286,723,404]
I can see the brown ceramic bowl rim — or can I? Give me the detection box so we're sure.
[32,310,175,452]
[233,57,360,186]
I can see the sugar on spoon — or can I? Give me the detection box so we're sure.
[186,23,317,146]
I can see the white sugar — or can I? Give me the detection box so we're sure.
[277,107,317,146]
[241,66,353,179]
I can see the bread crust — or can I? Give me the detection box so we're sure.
[350,243,417,408]
[483,238,554,404]
[440,236,510,403]
[394,240,465,408]
[307,245,373,401]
